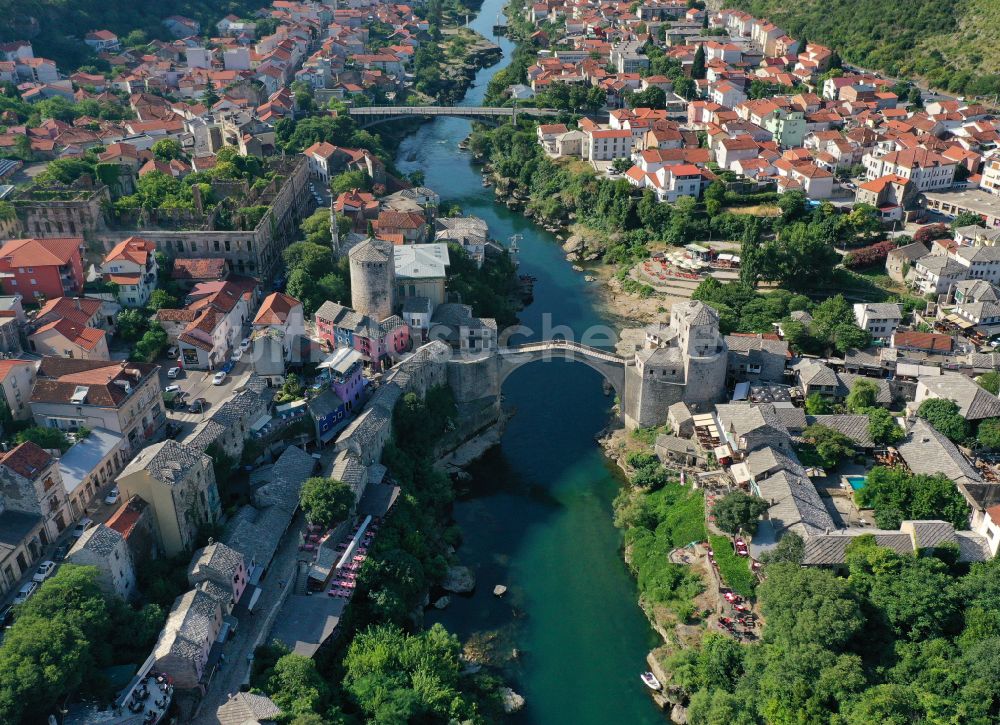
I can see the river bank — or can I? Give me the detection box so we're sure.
[481,160,686,328]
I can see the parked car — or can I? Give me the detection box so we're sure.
[167,366,181,379]
[231,349,243,362]
[221,360,235,374]
[13,581,37,605]
[164,384,181,394]
[240,338,252,351]
[0,604,13,628]
[53,544,69,562]
[165,422,182,439]
[72,518,94,538]
[104,487,120,505]
[167,346,178,358]
[213,371,227,385]
[188,397,208,413]
[32,560,56,583]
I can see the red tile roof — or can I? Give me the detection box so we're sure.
[104,236,155,266]
[36,296,102,327]
[0,237,82,267]
[253,291,301,326]
[32,318,106,350]
[0,441,53,479]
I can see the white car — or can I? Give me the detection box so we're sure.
[13,581,37,605]
[104,487,120,505]
[231,349,243,362]
[164,384,181,394]
[72,518,94,538]
[32,561,56,583]
[166,346,178,358]
[213,371,227,385]
[240,338,252,351]
[167,367,181,379]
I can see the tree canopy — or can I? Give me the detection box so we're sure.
[299,477,354,529]
[713,491,769,535]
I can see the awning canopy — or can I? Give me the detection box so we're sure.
[730,461,752,484]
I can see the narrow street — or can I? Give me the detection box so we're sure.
[189,511,306,724]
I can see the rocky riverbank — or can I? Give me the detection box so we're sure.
[487,171,678,327]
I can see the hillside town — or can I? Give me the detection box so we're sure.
[2,0,1000,722]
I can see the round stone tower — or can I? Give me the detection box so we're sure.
[349,237,396,321]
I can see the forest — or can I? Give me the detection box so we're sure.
[729,0,1000,98]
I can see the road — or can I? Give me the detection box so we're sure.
[158,358,253,440]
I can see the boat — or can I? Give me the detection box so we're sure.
[641,672,662,691]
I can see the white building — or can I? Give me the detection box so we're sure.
[853,302,902,341]
[100,236,159,307]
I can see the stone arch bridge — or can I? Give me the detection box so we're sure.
[348,105,561,128]
[497,340,629,399]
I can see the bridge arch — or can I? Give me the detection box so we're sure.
[496,341,629,402]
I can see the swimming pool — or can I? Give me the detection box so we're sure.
[846,475,867,491]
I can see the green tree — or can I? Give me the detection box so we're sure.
[133,323,167,362]
[868,407,904,446]
[978,371,1000,395]
[916,398,969,443]
[846,379,879,412]
[691,44,706,79]
[147,288,179,310]
[201,80,220,107]
[299,477,354,529]
[951,211,983,230]
[800,424,854,470]
[151,138,183,162]
[805,392,832,415]
[759,563,864,649]
[15,427,71,452]
[713,491,769,535]
[275,373,304,403]
[628,85,667,109]
[266,653,330,717]
[978,418,1000,450]
[760,532,805,566]
[330,169,370,195]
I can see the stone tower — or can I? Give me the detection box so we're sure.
[349,237,396,320]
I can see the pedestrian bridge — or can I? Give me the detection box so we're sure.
[347,105,561,128]
[497,340,630,397]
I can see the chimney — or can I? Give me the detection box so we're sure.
[74,296,81,310]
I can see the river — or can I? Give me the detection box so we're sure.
[393,2,664,722]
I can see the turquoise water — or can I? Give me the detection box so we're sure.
[847,475,867,491]
[391,1,664,722]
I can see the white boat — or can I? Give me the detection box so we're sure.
[641,672,662,691]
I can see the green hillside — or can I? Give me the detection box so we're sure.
[729,0,1000,98]
[0,0,271,70]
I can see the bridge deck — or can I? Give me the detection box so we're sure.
[498,340,626,364]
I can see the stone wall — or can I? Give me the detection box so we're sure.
[14,184,108,239]
[97,156,312,280]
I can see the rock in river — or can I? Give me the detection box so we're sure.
[493,584,508,597]
[434,596,451,610]
[500,687,526,714]
[443,565,476,593]
[562,235,584,253]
